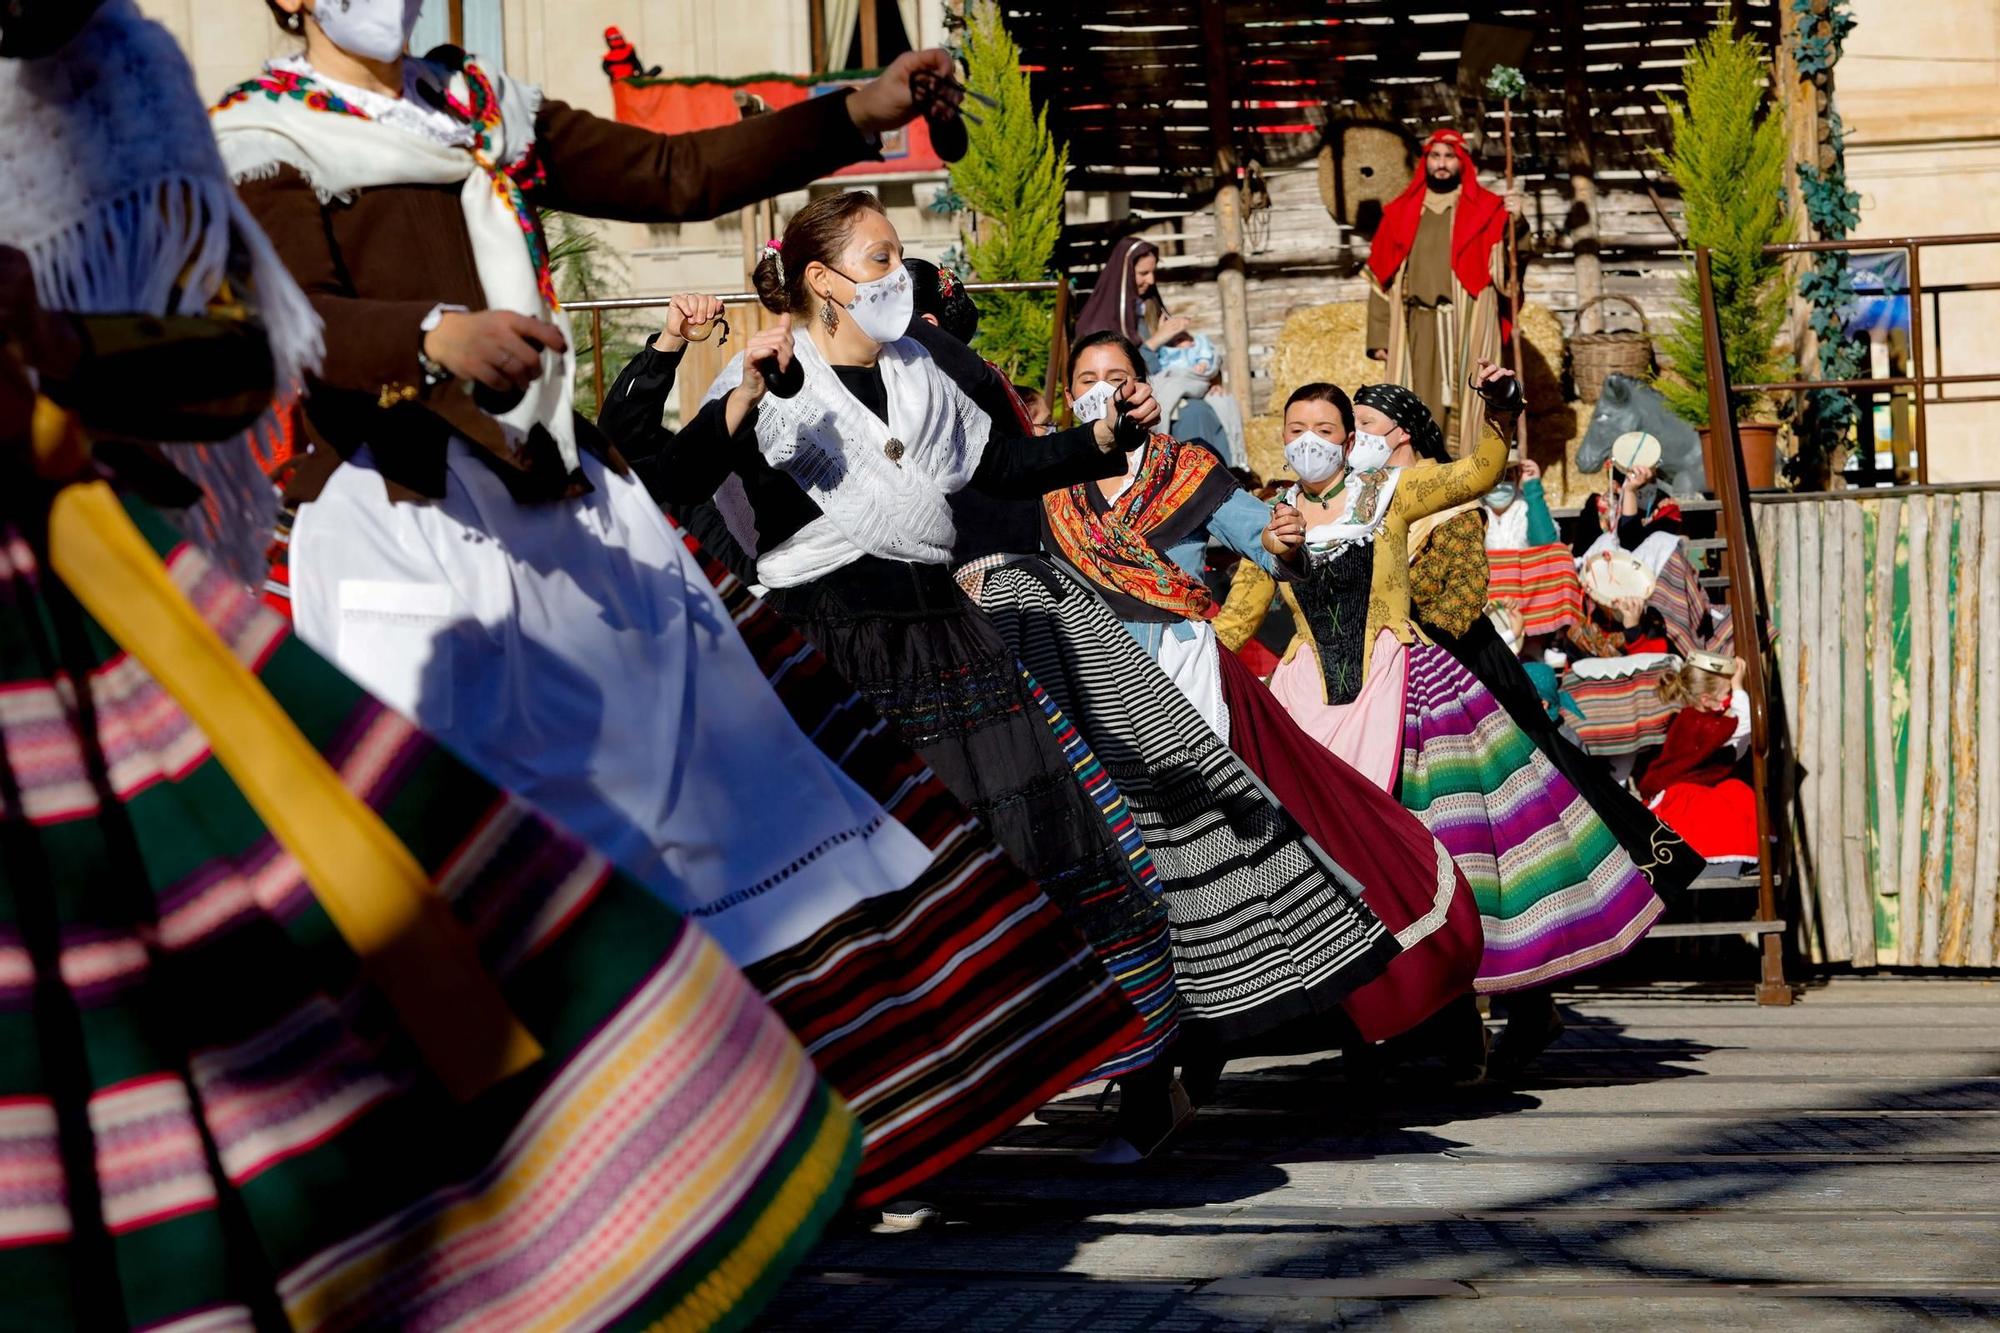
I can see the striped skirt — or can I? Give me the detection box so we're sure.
[0,495,855,1331]
[977,559,1400,1048]
[1400,643,1665,993]
[684,546,1154,1188]
[1485,542,1586,638]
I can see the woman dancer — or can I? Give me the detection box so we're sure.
[0,5,857,1325]
[874,276,1416,1155]
[1044,336,1481,1055]
[638,193,1189,1140]
[1264,372,1665,1072]
[222,6,1142,1208]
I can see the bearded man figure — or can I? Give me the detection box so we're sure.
[1365,128,1522,459]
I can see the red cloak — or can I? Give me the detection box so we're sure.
[1367,128,1509,301]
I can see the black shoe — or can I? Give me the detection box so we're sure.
[1488,1007,1565,1079]
[1084,1077,1195,1166]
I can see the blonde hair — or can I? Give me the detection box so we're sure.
[1658,659,1732,709]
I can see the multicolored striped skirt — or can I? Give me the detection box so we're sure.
[0,494,855,1331]
[1563,657,1680,758]
[1485,542,1586,638]
[1400,643,1665,993]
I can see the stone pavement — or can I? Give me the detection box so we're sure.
[761,978,2000,1330]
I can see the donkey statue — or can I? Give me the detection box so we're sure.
[1575,374,1708,497]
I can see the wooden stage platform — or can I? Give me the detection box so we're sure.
[762,978,2000,1329]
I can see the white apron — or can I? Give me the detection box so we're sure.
[291,441,932,963]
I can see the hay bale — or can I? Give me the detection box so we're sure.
[1317,123,1415,231]
[1535,403,1601,509]
[1251,298,1580,489]
[1266,300,1385,410]
[1517,303,1568,414]
[1246,413,1285,482]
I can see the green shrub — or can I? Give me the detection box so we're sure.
[953,0,1067,385]
[1653,11,1793,426]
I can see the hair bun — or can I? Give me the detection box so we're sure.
[751,251,788,315]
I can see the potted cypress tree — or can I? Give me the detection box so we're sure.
[1653,9,1793,489]
[952,0,1068,387]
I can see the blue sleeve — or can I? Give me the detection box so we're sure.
[1141,341,1163,374]
[1208,489,1278,573]
[1524,477,1559,545]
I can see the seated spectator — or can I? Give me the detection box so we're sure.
[1637,652,1756,866]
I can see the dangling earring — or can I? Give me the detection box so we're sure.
[819,300,839,334]
[283,8,305,31]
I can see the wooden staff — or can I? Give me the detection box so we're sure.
[1502,96,1527,461]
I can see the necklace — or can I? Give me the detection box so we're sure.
[1297,476,1347,507]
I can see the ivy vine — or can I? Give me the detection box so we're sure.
[1790,0,1865,470]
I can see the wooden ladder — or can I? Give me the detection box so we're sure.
[1657,248,1795,1004]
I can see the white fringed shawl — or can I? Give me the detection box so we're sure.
[700,330,991,588]
[211,52,581,479]
[0,0,319,584]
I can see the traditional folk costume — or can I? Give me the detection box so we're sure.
[672,327,1175,1085]
[1408,500,1706,912]
[1365,129,1510,459]
[0,7,859,1327]
[1480,473,1587,643]
[1638,682,1759,866]
[877,328,1397,1049]
[1045,433,1476,1044]
[607,324,1177,1086]
[219,52,1140,1203]
[1267,384,1667,993]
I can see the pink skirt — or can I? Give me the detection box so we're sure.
[1268,629,1409,793]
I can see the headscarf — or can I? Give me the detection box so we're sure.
[1354,382,1447,464]
[1366,127,1508,299]
[1073,236,1164,342]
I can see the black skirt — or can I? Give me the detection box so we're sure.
[1424,615,1706,907]
[767,556,1176,1057]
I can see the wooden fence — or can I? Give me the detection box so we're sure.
[1753,485,2000,968]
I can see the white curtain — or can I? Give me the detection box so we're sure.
[896,0,922,52]
[822,0,861,70]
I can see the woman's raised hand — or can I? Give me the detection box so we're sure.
[724,315,793,433]
[661,293,726,351]
[1262,500,1306,560]
[1095,379,1161,449]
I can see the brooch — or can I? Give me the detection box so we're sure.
[884,438,906,465]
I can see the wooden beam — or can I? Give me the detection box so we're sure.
[1942,496,1983,965]
[1563,0,1605,330]
[860,0,880,69]
[1199,0,1255,418]
[808,0,826,74]
[1972,493,2000,966]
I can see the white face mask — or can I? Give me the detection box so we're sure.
[1348,430,1394,473]
[313,0,425,63]
[1071,379,1118,425]
[1284,430,1345,485]
[833,264,915,344]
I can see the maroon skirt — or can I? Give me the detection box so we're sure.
[1217,643,1483,1043]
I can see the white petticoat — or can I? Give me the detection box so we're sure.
[290,439,931,963]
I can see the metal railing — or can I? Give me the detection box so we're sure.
[566,277,1074,412]
[1742,232,2000,484]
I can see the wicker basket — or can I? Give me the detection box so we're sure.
[1568,294,1653,402]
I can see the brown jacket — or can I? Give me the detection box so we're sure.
[236,85,877,505]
